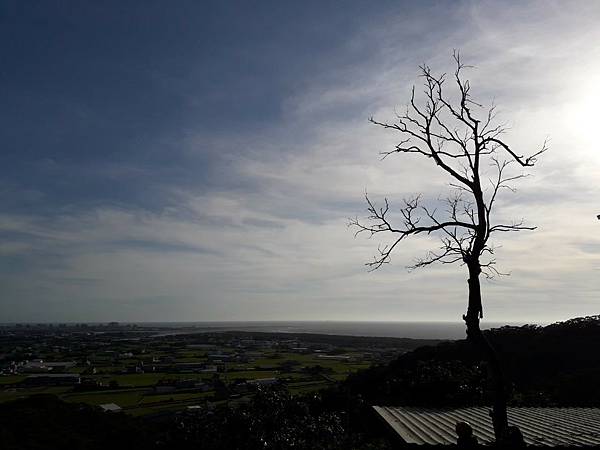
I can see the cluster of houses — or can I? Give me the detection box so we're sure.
[9,359,77,374]
[0,359,82,387]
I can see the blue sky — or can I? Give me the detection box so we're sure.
[1,0,600,323]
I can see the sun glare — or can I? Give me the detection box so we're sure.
[566,78,600,151]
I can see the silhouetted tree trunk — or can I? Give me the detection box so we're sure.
[351,52,546,444]
[465,260,508,440]
[466,172,510,440]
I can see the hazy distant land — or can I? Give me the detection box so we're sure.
[1,321,528,340]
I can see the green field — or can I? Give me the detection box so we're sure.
[221,370,277,381]
[62,389,147,407]
[0,386,71,404]
[0,375,26,385]
[139,390,213,405]
[101,372,212,387]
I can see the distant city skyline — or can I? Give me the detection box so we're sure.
[1,1,599,323]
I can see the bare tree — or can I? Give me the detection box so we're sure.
[350,52,546,443]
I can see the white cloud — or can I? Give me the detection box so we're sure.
[2,0,600,323]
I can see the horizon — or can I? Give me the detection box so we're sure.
[0,318,537,341]
[2,1,600,323]
[0,319,533,324]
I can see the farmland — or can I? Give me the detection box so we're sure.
[0,323,439,416]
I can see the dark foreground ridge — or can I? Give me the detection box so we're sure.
[345,315,600,407]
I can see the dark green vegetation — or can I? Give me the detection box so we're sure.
[0,389,390,450]
[0,395,157,450]
[1,317,599,449]
[346,316,600,407]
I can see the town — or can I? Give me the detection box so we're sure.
[0,323,437,417]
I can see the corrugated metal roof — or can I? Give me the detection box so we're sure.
[373,406,600,446]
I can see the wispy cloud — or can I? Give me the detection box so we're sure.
[1,0,599,322]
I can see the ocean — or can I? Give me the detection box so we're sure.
[140,320,529,340]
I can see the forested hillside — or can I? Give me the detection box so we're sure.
[345,316,600,406]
